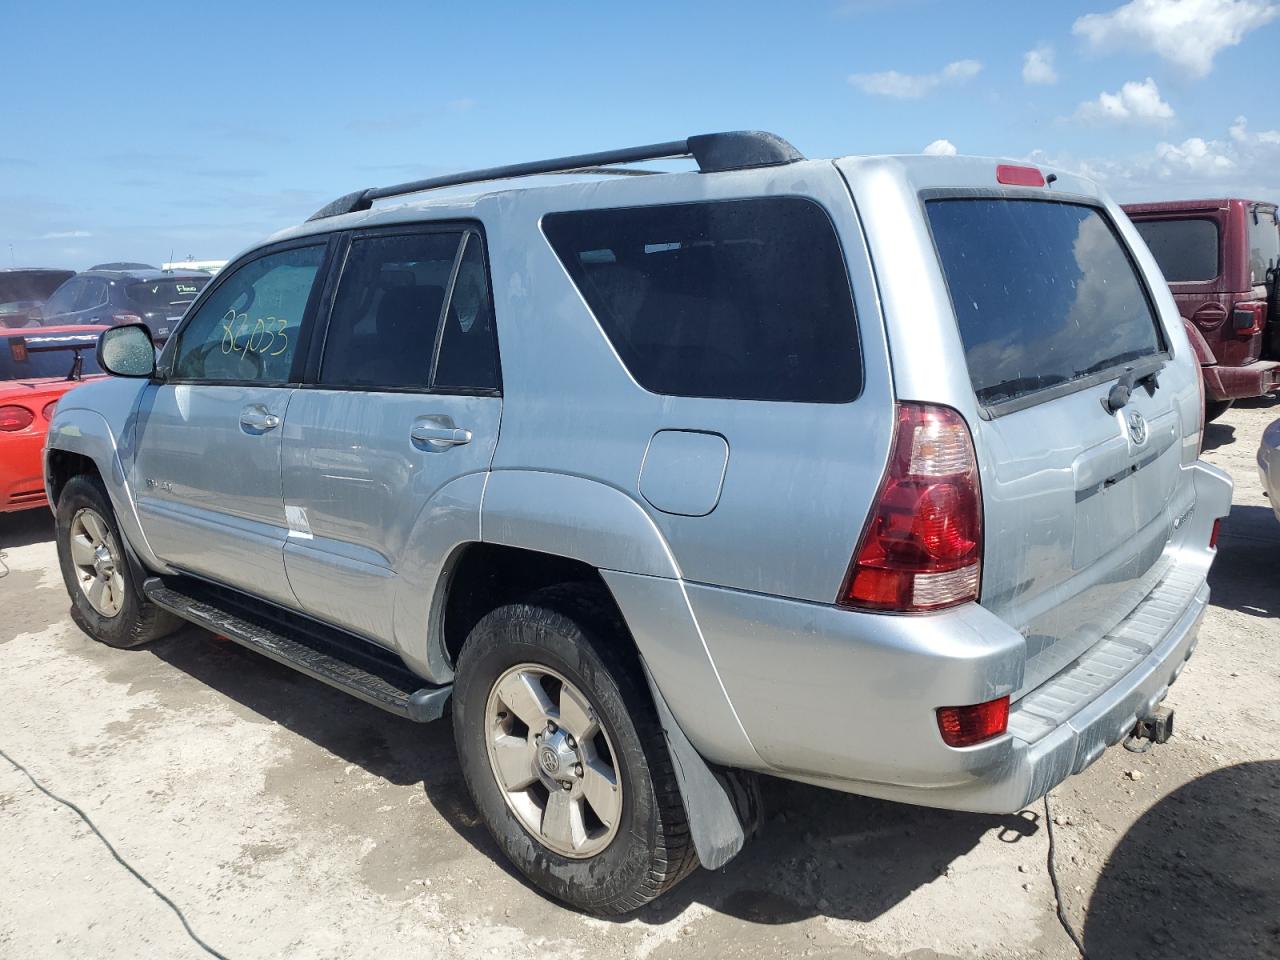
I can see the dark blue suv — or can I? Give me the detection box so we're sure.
[41,267,211,343]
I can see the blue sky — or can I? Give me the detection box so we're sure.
[3,0,1278,269]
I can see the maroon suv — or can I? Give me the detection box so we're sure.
[1124,199,1280,420]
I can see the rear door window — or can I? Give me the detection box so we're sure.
[542,197,861,403]
[1133,218,1220,282]
[433,232,500,391]
[73,278,108,311]
[42,278,83,318]
[319,231,464,390]
[927,199,1164,409]
[1248,205,1280,286]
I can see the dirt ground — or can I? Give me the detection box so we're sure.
[1,402,1278,960]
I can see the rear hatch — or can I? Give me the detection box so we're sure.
[124,275,209,341]
[926,197,1189,696]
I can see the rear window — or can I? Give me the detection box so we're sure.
[126,277,209,315]
[927,199,1164,408]
[1133,218,1219,283]
[0,332,104,380]
[542,197,861,403]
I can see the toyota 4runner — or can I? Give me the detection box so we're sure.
[45,132,1232,914]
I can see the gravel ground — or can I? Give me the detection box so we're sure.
[1,401,1277,960]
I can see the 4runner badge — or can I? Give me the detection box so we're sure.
[1127,410,1148,445]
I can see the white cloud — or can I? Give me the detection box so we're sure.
[1074,77,1175,125]
[1230,115,1280,144]
[922,138,958,156]
[39,230,92,239]
[1022,45,1059,84]
[849,59,982,99]
[1154,137,1236,175]
[1073,0,1278,78]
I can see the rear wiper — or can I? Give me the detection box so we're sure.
[1101,360,1164,414]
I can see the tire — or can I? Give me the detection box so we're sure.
[1204,398,1233,423]
[55,474,180,649]
[451,585,697,914]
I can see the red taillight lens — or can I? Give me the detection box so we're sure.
[1232,301,1266,336]
[841,403,982,612]
[995,164,1045,187]
[0,404,35,432]
[1210,518,1221,549]
[41,400,58,421]
[937,696,1010,747]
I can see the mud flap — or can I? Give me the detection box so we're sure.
[641,663,762,870]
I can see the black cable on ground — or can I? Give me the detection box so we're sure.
[0,745,231,960]
[1043,791,1088,959]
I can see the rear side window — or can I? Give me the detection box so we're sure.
[1132,218,1219,282]
[1247,204,1279,286]
[543,197,861,403]
[928,199,1164,408]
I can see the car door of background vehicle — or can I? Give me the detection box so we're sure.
[39,277,84,324]
[132,239,331,606]
[280,226,501,647]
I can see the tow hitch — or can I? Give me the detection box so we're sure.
[1123,706,1174,753]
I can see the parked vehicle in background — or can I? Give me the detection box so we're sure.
[45,133,1231,914]
[1258,416,1280,521]
[1,325,104,511]
[41,267,210,343]
[162,258,226,275]
[1124,199,1280,421]
[0,268,75,328]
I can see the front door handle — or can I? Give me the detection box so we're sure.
[240,406,280,432]
[411,422,472,447]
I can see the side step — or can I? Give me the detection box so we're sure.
[142,577,450,722]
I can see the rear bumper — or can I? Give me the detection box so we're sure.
[684,461,1232,814]
[1205,359,1280,401]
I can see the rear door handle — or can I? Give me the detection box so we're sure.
[411,423,472,447]
[240,407,280,432]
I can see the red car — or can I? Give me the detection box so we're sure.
[0,325,106,512]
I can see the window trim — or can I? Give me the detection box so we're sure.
[301,219,502,398]
[157,235,337,388]
[919,189,1171,420]
[538,195,864,405]
[1130,214,1223,286]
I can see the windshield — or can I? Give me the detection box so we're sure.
[125,277,209,314]
[928,199,1164,408]
[0,332,104,381]
[1248,205,1280,286]
[1133,218,1219,283]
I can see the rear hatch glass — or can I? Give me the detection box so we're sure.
[125,277,209,316]
[927,199,1164,412]
[0,331,104,380]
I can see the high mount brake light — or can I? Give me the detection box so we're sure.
[937,696,1010,747]
[0,404,35,432]
[840,403,982,612]
[996,164,1046,187]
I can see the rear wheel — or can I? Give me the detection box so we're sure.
[1204,398,1233,423]
[451,586,697,914]
[55,475,180,649]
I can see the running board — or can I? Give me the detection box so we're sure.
[142,577,451,722]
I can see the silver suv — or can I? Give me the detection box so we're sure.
[46,131,1232,914]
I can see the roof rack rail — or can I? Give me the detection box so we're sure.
[306,130,803,221]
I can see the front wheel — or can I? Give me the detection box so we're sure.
[55,475,180,648]
[451,586,697,914]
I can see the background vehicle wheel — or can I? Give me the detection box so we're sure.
[1204,398,1233,423]
[452,585,697,914]
[55,475,180,649]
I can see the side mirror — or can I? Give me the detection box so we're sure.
[97,323,156,378]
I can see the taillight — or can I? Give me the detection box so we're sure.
[840,403,982,612]
[1210,518,1221,549]
[0,404,35,432]
[41,400,59,421]
[1232,301,1266,336]
[937,696,1010,747]
[995,164,1045,187]
[112,313,142,325]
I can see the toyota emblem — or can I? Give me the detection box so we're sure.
[1127,410,1148,445]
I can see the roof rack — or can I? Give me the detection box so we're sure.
[306,130,803,221]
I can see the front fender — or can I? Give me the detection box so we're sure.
[45,405,171,574]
